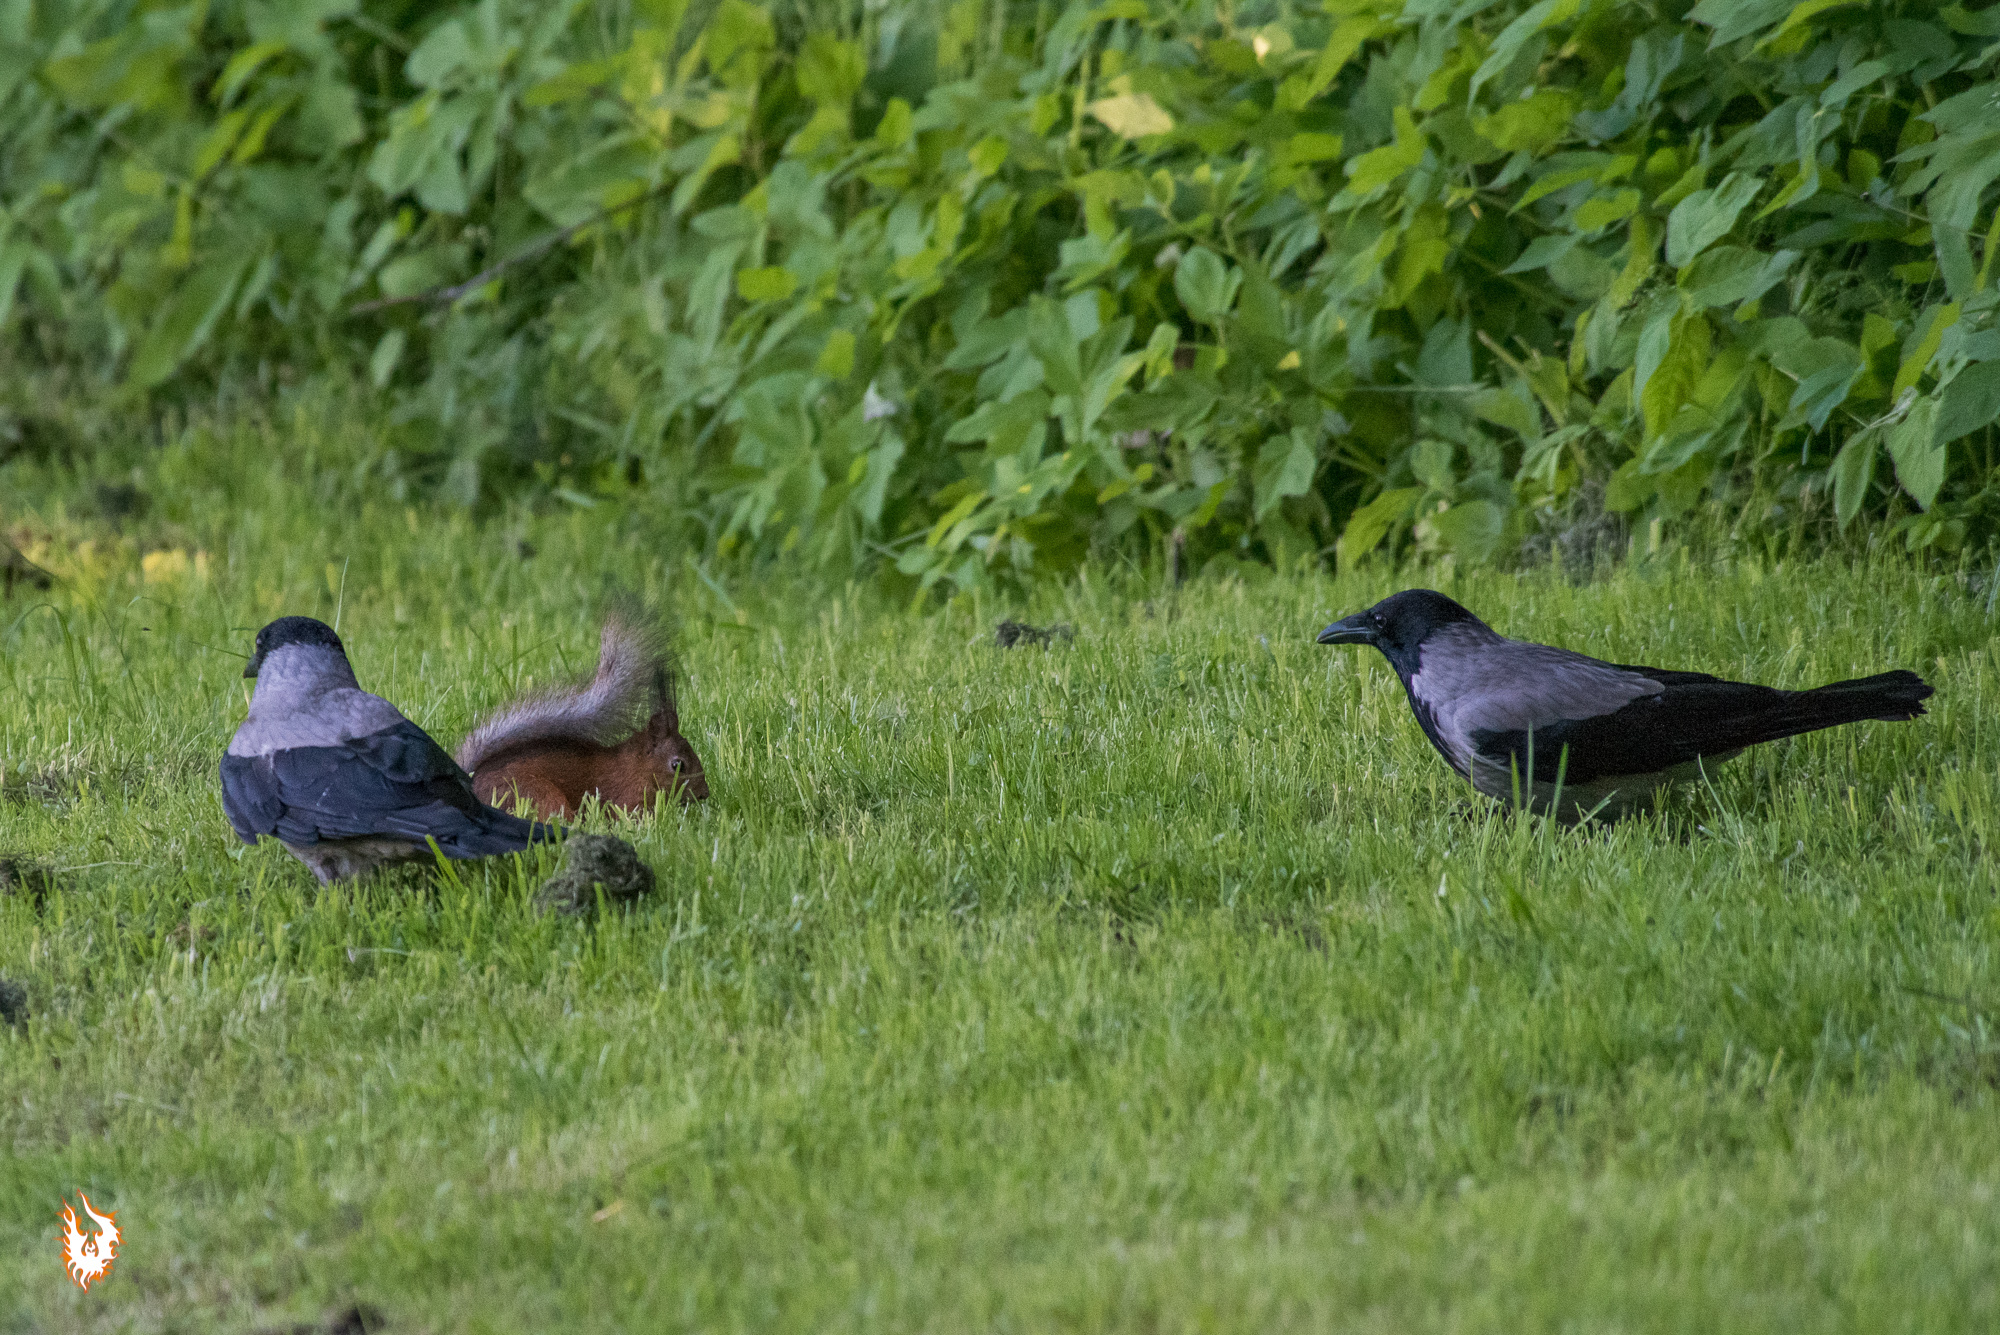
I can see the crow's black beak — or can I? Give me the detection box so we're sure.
[243,649,263,679]
[1316,614,1376,646]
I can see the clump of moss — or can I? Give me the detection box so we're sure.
[533,835,656,916]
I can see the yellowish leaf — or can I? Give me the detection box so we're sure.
[1087,92,1173,140]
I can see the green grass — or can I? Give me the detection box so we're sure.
[4,403,2000,1332]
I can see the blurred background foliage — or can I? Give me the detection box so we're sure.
[4,0,2000,590]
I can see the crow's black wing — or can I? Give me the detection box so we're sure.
[1609,663,1729,687]
[224,721,555,855]
[220,753,284,843]
[1459,667,1936,784]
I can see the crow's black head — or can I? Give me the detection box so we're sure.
[1317,589,1485,674]
[246,616,346,678]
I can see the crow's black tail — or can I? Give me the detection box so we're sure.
[1802,669,1933,719]
[433,806,568,858]
[1724,669,1933,749]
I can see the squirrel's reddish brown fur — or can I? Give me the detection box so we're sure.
[455,615,707,819]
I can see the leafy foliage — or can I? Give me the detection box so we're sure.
[6,0,2000,586]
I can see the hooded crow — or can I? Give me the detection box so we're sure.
[1317,589,1934,821]
[221,617,562,883]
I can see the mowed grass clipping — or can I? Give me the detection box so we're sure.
[4,417,2000,1332]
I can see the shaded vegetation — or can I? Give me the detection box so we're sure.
[5,0,2000,588]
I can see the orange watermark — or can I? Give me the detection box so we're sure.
[58,1193,120,1291]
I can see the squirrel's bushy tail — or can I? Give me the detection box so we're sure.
[455,611,674,772]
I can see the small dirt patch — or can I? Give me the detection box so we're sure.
[995,620,1075,649]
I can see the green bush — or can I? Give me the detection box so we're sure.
[5,0,2000,586]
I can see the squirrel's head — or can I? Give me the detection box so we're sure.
[643,700,708,802]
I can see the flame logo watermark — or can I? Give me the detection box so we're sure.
[58,1193,120,1291]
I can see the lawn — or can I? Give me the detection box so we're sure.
[4,409,2000,1332]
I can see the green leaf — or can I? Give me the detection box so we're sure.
[1471,0,1579,105]
[1345,106,1424,195]
[817,329,856,379]
[129,254,251,388]
[1573,189,1640,232]
[1253,427,1317,520]
[1174,248,1241,324]
[1519,163,1605,208]
[1944,4,2000,36]
[1503,234,1579,275]
[369,329,406,388]
[1688,0,1792,45]
[1088,92,1174,139]
[796,33,864,105]
[1637,310,1712,441]
[969,136,1009,176]
[1894,303,1960,399]
[1665,174,1762,267]
[1829,431,1877,527]
[1306,15,1387,98]
[1604,458,1655,512]
[1336,487,1421,569]
[405,19,472,88]
[1888,397,1946,509]
[1411,438,1455,490]
[1607,213,1658,307]
[194,108,253,179]
[0,239,31,332]
[1475,90,1580,154]
[1933,360,2000,448]
[1471,387,1540,439]
[875,98,913,148]
[1426,499,1507,560]
[1760,0,1864,48]
[1678,246,1797,308]
[232,97,296,166]
[1281,132,1344,165]
[1788,360,1864,432]
[855,434,904,525]
[707,0,777,89]
[214,40,288,109]
[735,266,798,302]
[636,0,690,28]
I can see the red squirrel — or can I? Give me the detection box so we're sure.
[455,615,708,819]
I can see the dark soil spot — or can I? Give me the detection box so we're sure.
[1,539,52,593]
[0,407,75,465]
[254,1304,388,1335]
[995,620,1075,649]
[91,482,150,521]
[167,920,217,950]
[0,855,58,906]
[0,978,26,1026]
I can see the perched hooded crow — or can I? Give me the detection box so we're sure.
[1317,589,1934,821]
[221,617,562,883]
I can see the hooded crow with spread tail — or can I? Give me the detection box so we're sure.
[1317,589,1934,821]
[221,617,562,883]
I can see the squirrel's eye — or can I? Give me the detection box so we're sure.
[668,757,683,771]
